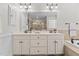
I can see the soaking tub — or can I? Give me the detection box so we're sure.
[65,40,79,56]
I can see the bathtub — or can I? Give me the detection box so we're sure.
[66,40,79,48]
[65,40,79,56]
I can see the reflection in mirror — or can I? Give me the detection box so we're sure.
[28,16,47,31]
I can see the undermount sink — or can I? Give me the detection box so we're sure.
[24,30,50,33]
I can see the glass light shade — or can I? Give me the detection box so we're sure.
[46,6,49,8]
[51,6,53,9]
[55,6,58,8]
[20,6,23,8]
[29,5,31,8]
[24,6,28,8]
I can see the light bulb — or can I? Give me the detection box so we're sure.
[20,6,23,8]
[55,6,58,8]
[51,6,53,9]
[55,4,58,8]
[29,5,31,8]
[46,6,49,8]
[24,6,28,8]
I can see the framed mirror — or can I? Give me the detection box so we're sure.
[28,15,47,31]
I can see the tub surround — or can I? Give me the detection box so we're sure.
[12,33,64,56]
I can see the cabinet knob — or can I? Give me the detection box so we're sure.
[37,42,40,45]
[19,41,23,43]
[37,50,39,52]
[54,41,58,43]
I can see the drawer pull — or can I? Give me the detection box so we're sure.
[37,50,39,52]
[19,41,23,43]
[54,41,58,43]
[37,42,40,45]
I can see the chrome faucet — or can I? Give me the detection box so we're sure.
[65,23,70,37]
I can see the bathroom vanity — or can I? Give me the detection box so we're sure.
[12,33,64,56]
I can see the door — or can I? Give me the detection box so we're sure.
[48,40,55,54]
[21,40,30,55]
[13,39,22,55]
[56,40,64,54]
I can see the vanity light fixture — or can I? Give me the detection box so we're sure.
[19,3,24,8]
[55,4,58,8]
[46,3,58,11]
[19,3,31,10]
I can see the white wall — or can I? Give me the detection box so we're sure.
[0,33,12,56]
[0,3,8,33]
[57,3,79,30]
[0,16,2,33]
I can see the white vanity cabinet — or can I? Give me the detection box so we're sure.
[12,34,30,55]
[12,33,64,55]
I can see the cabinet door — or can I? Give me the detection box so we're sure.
[13,39,30,55]
[21,40,30,55]
[48,40,55,54]
[13,39,22,55]
[56,40,64,54]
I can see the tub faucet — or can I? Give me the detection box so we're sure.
[71,38,74,43]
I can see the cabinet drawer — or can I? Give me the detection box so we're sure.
[31,35,39,40]
[13,39,30,55]
[13,35,30,40]
[30,47,47,55]
[31,35,47,40]
[31,40,47,47]
[39,35,47,40]
[48,36,63,40]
